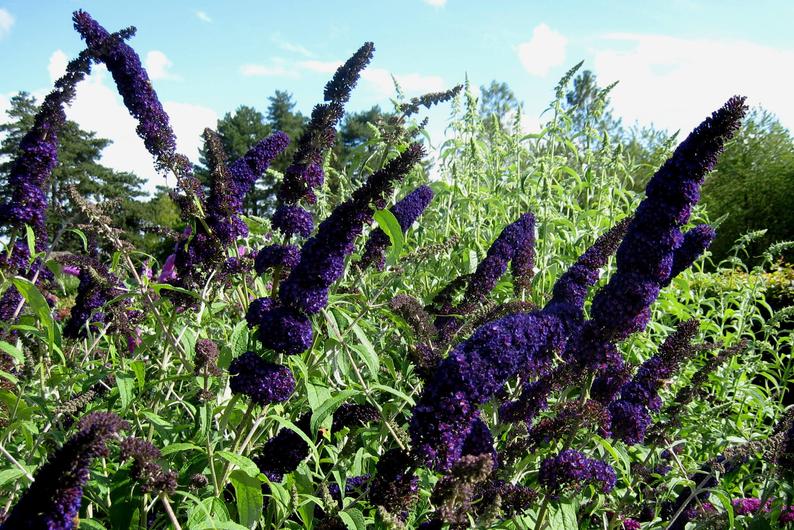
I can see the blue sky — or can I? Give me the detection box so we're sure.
[1,1,792,192]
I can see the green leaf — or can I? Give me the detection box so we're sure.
[0,341,24,364]
[350,323,379,376]
[710,490,735,529]
[78,520,108,530]
[0,468,26,487]
[150,282,201,299]
[370,383,415,406]
[130,360,146,391]
[161,442,201,456]
[338,508,367,530]
[230,469,263,529]
[217,451,260,478]
[373,209,404,266]
[24,225,36,259]
[116,375,134,411]
[230,320,248,357]
[310,389,358,435]
[11,277,58,359]
[68,228,89,252]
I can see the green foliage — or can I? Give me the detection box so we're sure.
[0,65,792,530]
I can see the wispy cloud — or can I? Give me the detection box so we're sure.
[272,34,314,57]
[240,58,300,78]
[195,10,212,23]
[145,50,179,81]
[0,8,14,39]
[422,0,447,7]
[592,32,794,133]
[299,60,342,73]
[516,23,567,76]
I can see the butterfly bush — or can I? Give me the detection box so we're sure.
[3,10,792,530]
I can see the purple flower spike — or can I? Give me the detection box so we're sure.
[279,144,423,315]
[358,185,435,271]
[246,297,275,328]
[539,449,616,496]
[254,413,311,482]
[228,352,295,404]
[258,305,313,355]
[1,412,128,530]
[665,224,716,285]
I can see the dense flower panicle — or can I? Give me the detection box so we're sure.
[1,412,127,530]
[590,358,634,405]
[608,320,699,444]
[358,185,435,271]
[539,449,616,496]
[528,400,610,449]
[271,205,315,239]
[433,213,536,340]
[665,224,717,285]
[258,305,313,355]
[0,52,91,242]
[226,131,290,214]
[254,244,301,275]
[228,352,295,404]
[545,217,631,332]
[430,453,494,525]
[591,97,747,342]
[323,42,374,104]
[511,213,537,294]
[119,437,176,494]
[400,85,463,118]
[194,338,221,376]
[63,266,122,339]
[389,294,436,342]
[732,498,765,515]
[369,448,419,514]
[332,403,380,432]
[245,297,275,328]
[278,144,423,316]
[72,11,187,178]
[410,311,565,470]
[254,414,311,482]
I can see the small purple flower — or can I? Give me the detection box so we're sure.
[258,305,313,355]
[271,204,314,239]
[254,414,311,482]
[254,244,301,275]
[63,266,122,339]
[246,297,275,328]
[731,498,763,516]
[228,352,295,404]
[538,449,616,496]
[158,253,177,282]
[332,403,380,432]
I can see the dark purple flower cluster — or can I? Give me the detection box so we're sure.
[433,213,536,341]
[194,338,222,376]
[119,437,176,494]
[328,474,371,502]
[254,244,301,275]
[607,320,699,444]
[271,205,315,239]
[590,97,746,343]
[0,53,90,243]
[276,43,374,210]
[527,400,610,449]
[538,449,616,496]
[73,11,186,178]
[368,448,419,514]
[254,414,310,482]
[63,266,122,339]
[246,146,422,358]
[332,402,380,432]
[245,297,275,328]
[1,412,127,530]
[228,351,295,404]
[410,311,565,470]
[358,185,435,271]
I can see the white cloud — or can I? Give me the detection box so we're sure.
[48,50,68,82]
[362,68,446,97]
[195,10,212,23]
[592,33,794,133]
[145,50,179,81]
[240,59,299,78]
[516,23,567,77]
[0,8,14,39]
[299,60,342,73]
[272,34,314,57]
[422,0,447,7]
